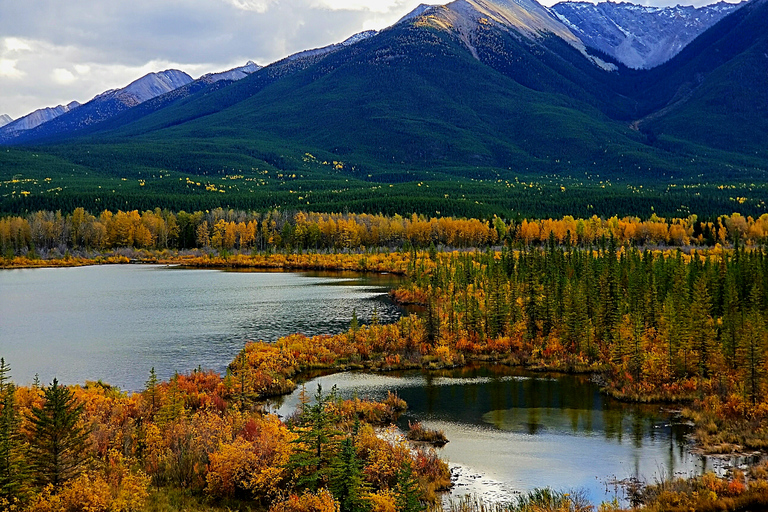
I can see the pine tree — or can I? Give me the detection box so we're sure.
[28,378,90,488]
[394,462,424,512]
[144,366,159,415]
[286,385,342,491]
[690,275,716,378]
[737,287,767,405]
[0,359,29,503]
[330,421,370,512]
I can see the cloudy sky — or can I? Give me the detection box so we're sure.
[0,0,738,120]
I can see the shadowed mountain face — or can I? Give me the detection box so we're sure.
[0,70,193,145]
[551,1,743,69]
[0,102,80,137]
[1,0,767,195]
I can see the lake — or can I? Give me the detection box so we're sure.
[0,265,403,390]
[0,264,719,505]
[268,367,713,505]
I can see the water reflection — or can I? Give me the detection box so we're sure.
[0,266,404,391]
[269,366,704,504]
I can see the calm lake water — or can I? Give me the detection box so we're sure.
[0,265,403,390]
[269,368,713,505]
[1,265,721,505]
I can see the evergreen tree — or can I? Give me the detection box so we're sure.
[0,359,29,503]
[28,379,90,488]
[737,287,767,405]
[690,275,716,378]
[394,462,424,512]
[144,366,159,415]
[330,422,370,512]
[286,385,342,491]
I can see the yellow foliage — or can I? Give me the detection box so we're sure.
[269,489,339,512]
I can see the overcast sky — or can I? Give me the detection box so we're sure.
[0,0,740,120]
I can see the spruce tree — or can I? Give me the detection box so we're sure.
[144,366,159,415]
[28,379,90,488]
[330,421,370,512]
[0,359,29,502]
[286,385,341,491]
[394,462,424,512]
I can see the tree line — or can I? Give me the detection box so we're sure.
[2,208,767,258]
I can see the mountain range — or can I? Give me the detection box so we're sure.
[1,0,766,218]
[551,1,741,69]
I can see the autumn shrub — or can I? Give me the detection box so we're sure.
[357,426,411,491]
[405,422,448,447]
[206,414,295,502]
[269,489,339,512]
[27,473,111,512]
[413,447,451,501]
[365,490,398,512]
[331,393,407,427]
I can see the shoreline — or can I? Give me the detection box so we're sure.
[4,251,766,460]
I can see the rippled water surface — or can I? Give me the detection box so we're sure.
[0,265,402,390]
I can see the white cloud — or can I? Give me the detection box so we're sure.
[52,68,77,84]
[310,0,413,13]
[221,0,278,13]
[4,38,32,52]
[0,59,23,78]
[74,64,91,75]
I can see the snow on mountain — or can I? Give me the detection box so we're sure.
[396,3,435,24]
[0,114,12,128]
[0,101,80,134]
[414,0,617,71]
[341,30,378,46]
[284,29,377,63]
[111,69,194,107]
[550,0,744,69]
[200,61,262,84]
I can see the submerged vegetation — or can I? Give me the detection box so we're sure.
[2,208,768,510]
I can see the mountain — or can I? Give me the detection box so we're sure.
[631,0,768,155]
[551,0,743,69]
[2,0,768,219]
[0,102,80,138]
[0,114,12,128]
[397,3,435,23]
[23,0,649,173]
[199,61,261,84]
[0,70,192,144]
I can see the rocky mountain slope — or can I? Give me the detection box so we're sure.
[551,0,743,68]
[0,102,80,138]
[1,0,766,195]
[0,114,12,128]
[0,70,192,144]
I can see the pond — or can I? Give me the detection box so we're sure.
[268,367,714,505]
[0,265,403,391]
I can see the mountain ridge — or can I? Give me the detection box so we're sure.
[551,0,744,68]
[0,0,766,211]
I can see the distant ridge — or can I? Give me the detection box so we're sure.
[0,102,80,138]
[0,70,193,144]
[551,0,744,68]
